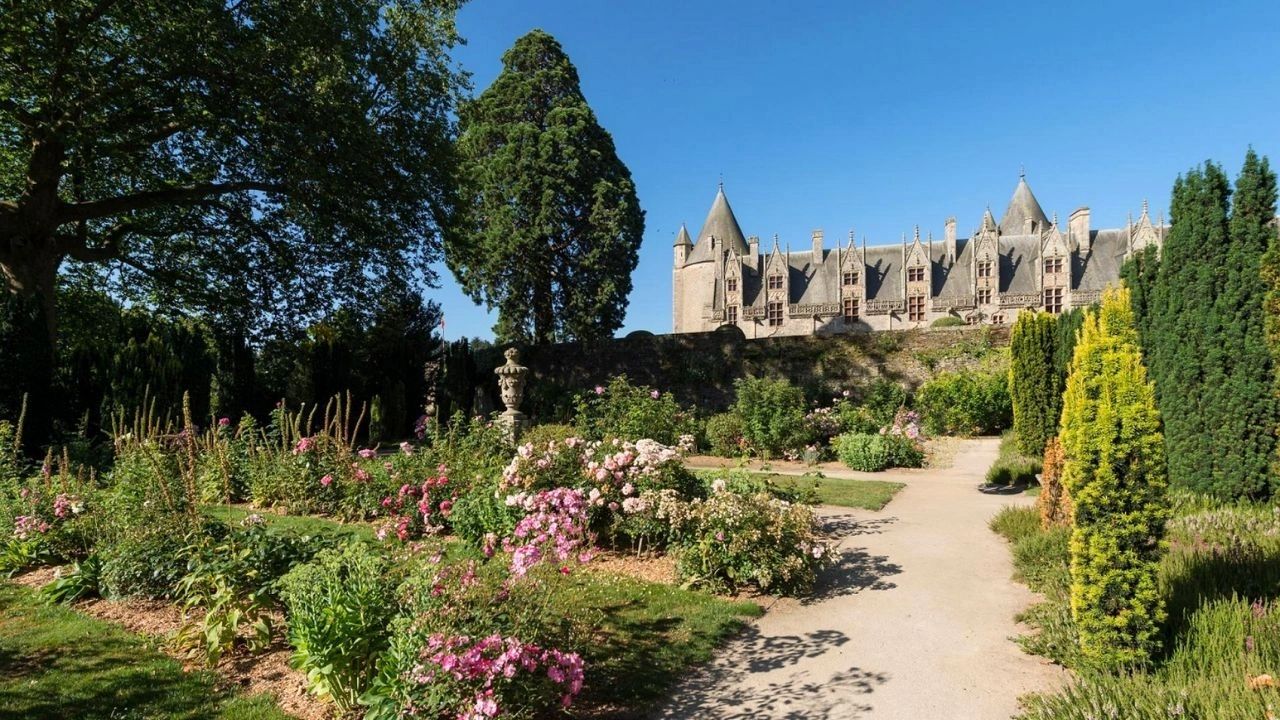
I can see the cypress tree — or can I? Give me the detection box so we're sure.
[1010,311,1060,456]
[1061,287,1169,669]
[1147,163,1232,496]
[1135,155,1278,499]
[1053,308,1085,392]
[1208,150,1278,498]
[446,30,645,344]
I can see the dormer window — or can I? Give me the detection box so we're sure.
[767,274,784,290]
[726,277,738,292]
[907,266,926,282]
[977,260,994,278]
[842,270,859,287]
[1043,257,1063,274]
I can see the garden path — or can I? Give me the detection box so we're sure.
[654,437,1064,720]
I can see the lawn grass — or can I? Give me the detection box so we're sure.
[206,503,376,541]
[555,572,761,711]
[741,471,903,510]
[0,583,291,720]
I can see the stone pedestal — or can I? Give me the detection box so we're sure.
[494,347,529,443]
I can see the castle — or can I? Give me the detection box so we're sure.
[672,175,1166,336]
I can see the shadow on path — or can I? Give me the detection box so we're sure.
[654,625,888,719]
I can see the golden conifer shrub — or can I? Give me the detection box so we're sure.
[1060,286,1170,670]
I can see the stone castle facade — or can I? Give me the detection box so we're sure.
[672,176,1166,336]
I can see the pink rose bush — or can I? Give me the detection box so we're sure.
[375,466,457,543]
[502,488,593,577]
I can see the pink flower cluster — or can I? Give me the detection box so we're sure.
[376,466,456,542]
[292,436,315,455]
[502,488,593,576]
[411,633,585,717]
[52,493,80,518]
[13,515,50,540]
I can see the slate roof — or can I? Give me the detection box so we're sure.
[687,186,749,263]
[999,177,1050,234]
[673,224,692,248]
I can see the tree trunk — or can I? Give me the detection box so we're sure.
[1,237,62,453]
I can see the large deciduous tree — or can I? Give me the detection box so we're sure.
[0,0,466,440]
[446,29,644,345]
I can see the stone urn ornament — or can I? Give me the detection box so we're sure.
[494,347,529,441]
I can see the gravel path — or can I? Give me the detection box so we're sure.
[654,437,1064,720]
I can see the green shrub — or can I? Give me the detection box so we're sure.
[704,411,747,457]
[1010,311,1062,456]
[279,542,396,713]
[990,506,1041,544]
[1060,287,1169,670]
[915,368,1010,436]
[99,513,198,599]
[985,431,1042,486]
[40,554,103,604]
[834,433,923,472]
[520,423,579,448]
[854,378,909,431]
[931,316,965,327]
[731,377,808,458]
[573,375,693,445]
[449,478,520,545]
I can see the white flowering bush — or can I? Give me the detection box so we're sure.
[662,487,835,594]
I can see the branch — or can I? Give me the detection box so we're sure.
[0,98,37,129]
[59,223,128,262]
[59,181,287,223]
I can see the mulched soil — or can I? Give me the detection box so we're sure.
[9,567,330,720]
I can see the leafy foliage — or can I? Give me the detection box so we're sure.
[278,543,397,713]
[446,29,644,343]
[834,433,924,472]
[1060,287,1169,669]
[731,377,809,458]
[915,368,1011,436]
[573,375,693,445]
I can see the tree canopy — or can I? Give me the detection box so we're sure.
[446,29,644,344]
[0,0,466,338]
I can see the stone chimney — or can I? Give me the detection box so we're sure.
[748,234,760,258]
[944,217,957,264]
[811,229,824,259]
[1070,207,1091,254]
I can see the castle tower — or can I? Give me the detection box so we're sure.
[1000,173,1050,235]
[673,184,749,332]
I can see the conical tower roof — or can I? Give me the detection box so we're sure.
[673,223,692,247]
[688,184,749,262]
[999,174,1050,234]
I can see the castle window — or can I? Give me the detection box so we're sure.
[907,266,926,283]
[1044,287,1064,314]
[726,305,738,323]
[977,288,992,305]
[907,294,926,322]
[842,270,859,287]
[767,301,784,326]
[992,313,1006,325]
[1043,256,1063,275]
[842,296,859,322]
[767,274,784,290]
[726,277,738,292]
[966,314,979,325]
[977,260,993,278]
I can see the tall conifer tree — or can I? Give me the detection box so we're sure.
[1010,311,1060,456]
[446,30,645,344]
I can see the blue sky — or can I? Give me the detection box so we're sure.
[436,0,1280,340]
